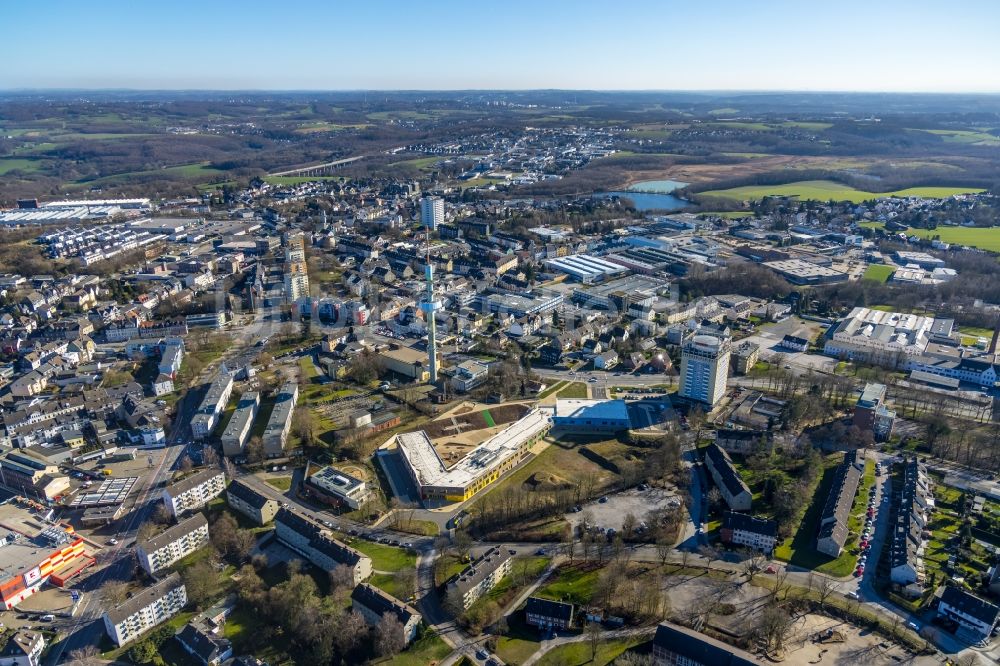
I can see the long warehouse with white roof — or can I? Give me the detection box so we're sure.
[544,254,628,283]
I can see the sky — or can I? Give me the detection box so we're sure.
[3,0,1000,92]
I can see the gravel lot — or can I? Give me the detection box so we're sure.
[565,487,679,532]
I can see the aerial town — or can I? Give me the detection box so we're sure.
[3,5,1000,666]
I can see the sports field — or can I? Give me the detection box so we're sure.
[697,179,984,204]
[862,264,895,282]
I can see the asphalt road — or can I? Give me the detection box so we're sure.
[45,334,256,664]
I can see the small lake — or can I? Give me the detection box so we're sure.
[600,179,691,211]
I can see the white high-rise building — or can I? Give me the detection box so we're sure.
[284,233,309,301]
[679,334,731,408]
[420,196,444,230]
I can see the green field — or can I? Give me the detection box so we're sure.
[864,223,1000,252]
[0,158,42,174]
[913,128,1000,146]
[780,121,834,131]
[862,264,895,283]
[387,156,445,171]
[698,210,755,219]
[697,179,984,204]
[707,121,774,131]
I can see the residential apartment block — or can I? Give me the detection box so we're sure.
[190,371,234,441]
[721,511,778,555]
[274,508,372,584]
[853,382,895,442]
[221,391,259,457]
[525,597,574,631]
[816,450,864,558]
[889,458,931,594]
[937,586,1000,644]
[225,479,280,526]
[103,573,187,647]
[703,443,751,512]
[447,546,513,610]
[136,513,210,575]
[263,382,298,458]
[679,334,730,407]
[351,583,422,646]
[162,468,226,519]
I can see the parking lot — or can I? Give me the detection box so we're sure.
[565,486,680,533]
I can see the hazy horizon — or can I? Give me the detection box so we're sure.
[4,0,999,93]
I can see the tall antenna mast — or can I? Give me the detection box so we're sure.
[420,219,439,384]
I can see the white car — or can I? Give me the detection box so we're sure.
[108,538,118,546]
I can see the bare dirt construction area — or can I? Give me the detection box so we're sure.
[566,487,680,532]
[423,402,531,464]
[781,613,937,666]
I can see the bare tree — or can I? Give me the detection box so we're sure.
[698,545,719,567]
[67,646,100,666]
[772,568,790,602]
[102,580,129,606]
[756,603,793,653]
[587,622,602,660]
[741,551,767,580]
[814,575,837,609]
[203,445,220,468]
[376,612,406,657]
[656,538,672,568]
[136,520,159,542]
[154,503,173,525]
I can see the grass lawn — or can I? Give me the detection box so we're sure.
[534,562,603,605]
[697,179,983,204]
[370,571,414,601]
[464,439,619,515]
[299,355,319,379]
[537,380,566,399]
[536,637,646,666]
[496,635,541,665]
[495,614,546,665]
[435,553,468,587]
[855,223,1000,253]
[557,382,589,399]
[342,537,417,573]
[394,519,439,537]
[773,455,858,575]
[862,264,895,283]
[380,630,450,665]
[482,409,497,428]
[266,476,292,491]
